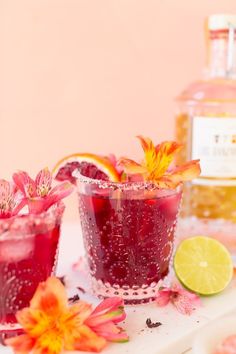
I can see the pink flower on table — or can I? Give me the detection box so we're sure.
[156,282,201,315]
[72,256,87,272]
[13,168,74,214]
[85,297,129,342]
[0,179,25,218]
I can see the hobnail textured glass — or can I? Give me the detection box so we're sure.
[0,202,65,342]
[76,174,182,305]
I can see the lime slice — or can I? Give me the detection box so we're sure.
[174,236,233,295]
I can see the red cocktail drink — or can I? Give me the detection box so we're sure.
[0,203,64,339]
[77,176,182,304]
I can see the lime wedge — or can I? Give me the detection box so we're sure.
[174,236,233,295]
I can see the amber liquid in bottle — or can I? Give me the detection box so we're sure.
[176,15,236,254]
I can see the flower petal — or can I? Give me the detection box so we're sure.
[72,256,87,272]
[176,287,202,308]
[168,160,201,184]
[12,198,27,216]
[137,136,159,176]
[137,135,155,153]
[30,277,68,314]
[5,334,35,354]
[34,329,63,354]
[155,282,201,315]
[155,141,182,156]
[152,141,183,178]
[35,168,52,197]
[86,297,126,327]
[65,302,93,326]
[92,322,129,342]
[16,308,49,337]
[149,176,179,189]
[27,182,74,213]
[74,324,107,352]
[156,288,171,307]
[172,293,197,315]
[0,180,15,218]
[118,158,147,175]
[13,171,36,198]
[171,283,201,315]
[27,198,46,214]
[44,182,74,209]
[0,179,11,198]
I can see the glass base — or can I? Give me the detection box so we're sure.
[91,276,162,305]
[0,323,23,345]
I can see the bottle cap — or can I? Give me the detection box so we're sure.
[208,14,236,31]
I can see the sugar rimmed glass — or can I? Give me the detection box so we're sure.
[0,202,64,341]
[76,173,182,305]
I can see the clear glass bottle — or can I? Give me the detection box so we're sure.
[176,14,236,255]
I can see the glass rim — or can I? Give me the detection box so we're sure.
[74,170,183,193]
[0,202,65,240]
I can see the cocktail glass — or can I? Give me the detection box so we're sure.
[76,174,182,304]
[0,202,64,341]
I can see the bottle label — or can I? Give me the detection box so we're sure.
[191,116,236,185]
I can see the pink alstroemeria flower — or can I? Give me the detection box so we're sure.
[156,282,201,315]
[85,297,129,342]
[0,179,25,218]
[13,168,74,214]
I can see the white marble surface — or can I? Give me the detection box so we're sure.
[2,223,236,354]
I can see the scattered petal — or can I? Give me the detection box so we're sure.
[74,325,107,352]
[86,297,126,327]
[91,322,129,342]
[85,297,128,342]
[155,288,171,307]
[72,256,87,273]
[156,282,201,315]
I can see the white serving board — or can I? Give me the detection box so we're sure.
[2,223,236,354]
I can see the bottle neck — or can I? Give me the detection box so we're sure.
[206,28,236,79]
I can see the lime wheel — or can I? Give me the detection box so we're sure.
[174,236,233,295]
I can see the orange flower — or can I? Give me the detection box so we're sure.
[6,277,128,354]
[119,136,201,188]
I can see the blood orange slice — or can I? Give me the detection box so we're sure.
[53,153,121,184]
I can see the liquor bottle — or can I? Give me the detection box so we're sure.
[175,14,236,253]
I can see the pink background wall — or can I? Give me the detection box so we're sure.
[1,0,236,218]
